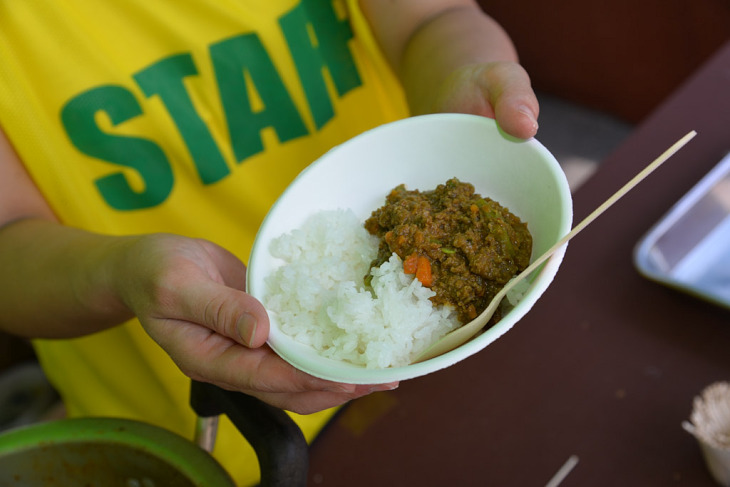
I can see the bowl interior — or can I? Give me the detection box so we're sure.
[247,114,573,384]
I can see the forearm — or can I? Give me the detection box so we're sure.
[0,218,134,338]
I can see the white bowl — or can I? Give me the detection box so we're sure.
[247,114,573,384]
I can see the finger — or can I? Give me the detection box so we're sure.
[195,239,248,291]
[149,317,400,413]
[166,277,269,348]
[249,383,398,415]
[429,65,496,119]
[155,321,358,394]
[209,343,363,394]
[211,344,399,402]
[482,62,540,139]
[192,241,268,347]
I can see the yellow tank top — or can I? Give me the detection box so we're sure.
[0,1,408,485]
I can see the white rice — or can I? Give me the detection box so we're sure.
[264,209,460,368]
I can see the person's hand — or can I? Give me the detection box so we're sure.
[427,61,539,139]
[114,233,397,414]
[359,0,539,139]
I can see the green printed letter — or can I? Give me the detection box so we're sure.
[61,85,174,210]
[134,54,230,185]
[280,0,362,129]
[210,33,308,163]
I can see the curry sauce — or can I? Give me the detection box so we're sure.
[365,178,532,324]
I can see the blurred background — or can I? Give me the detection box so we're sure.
[480,0,730,188]
[1,0,729,431]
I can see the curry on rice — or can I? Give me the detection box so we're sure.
[365,178,533,324]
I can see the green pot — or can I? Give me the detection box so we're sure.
[0,417,235,486]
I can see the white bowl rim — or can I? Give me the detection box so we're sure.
[247,114,573,384]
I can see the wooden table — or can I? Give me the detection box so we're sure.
[307,41,730,486]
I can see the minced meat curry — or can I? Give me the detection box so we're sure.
[364,178,532,325]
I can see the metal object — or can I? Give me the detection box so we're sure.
[193,416,219,453]
[635,152,730,309]
[189,381,309,487]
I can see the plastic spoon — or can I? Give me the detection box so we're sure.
[415,130,697,363]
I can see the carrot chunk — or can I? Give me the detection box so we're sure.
[415,255,433,287]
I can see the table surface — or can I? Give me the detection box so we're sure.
[307,41,730,486]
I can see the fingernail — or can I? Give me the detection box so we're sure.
[236,313,257,347]
[369,382,399,393]
[518,105,539,132]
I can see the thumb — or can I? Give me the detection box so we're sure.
[483,62,539,139]
[181,280,270,348]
